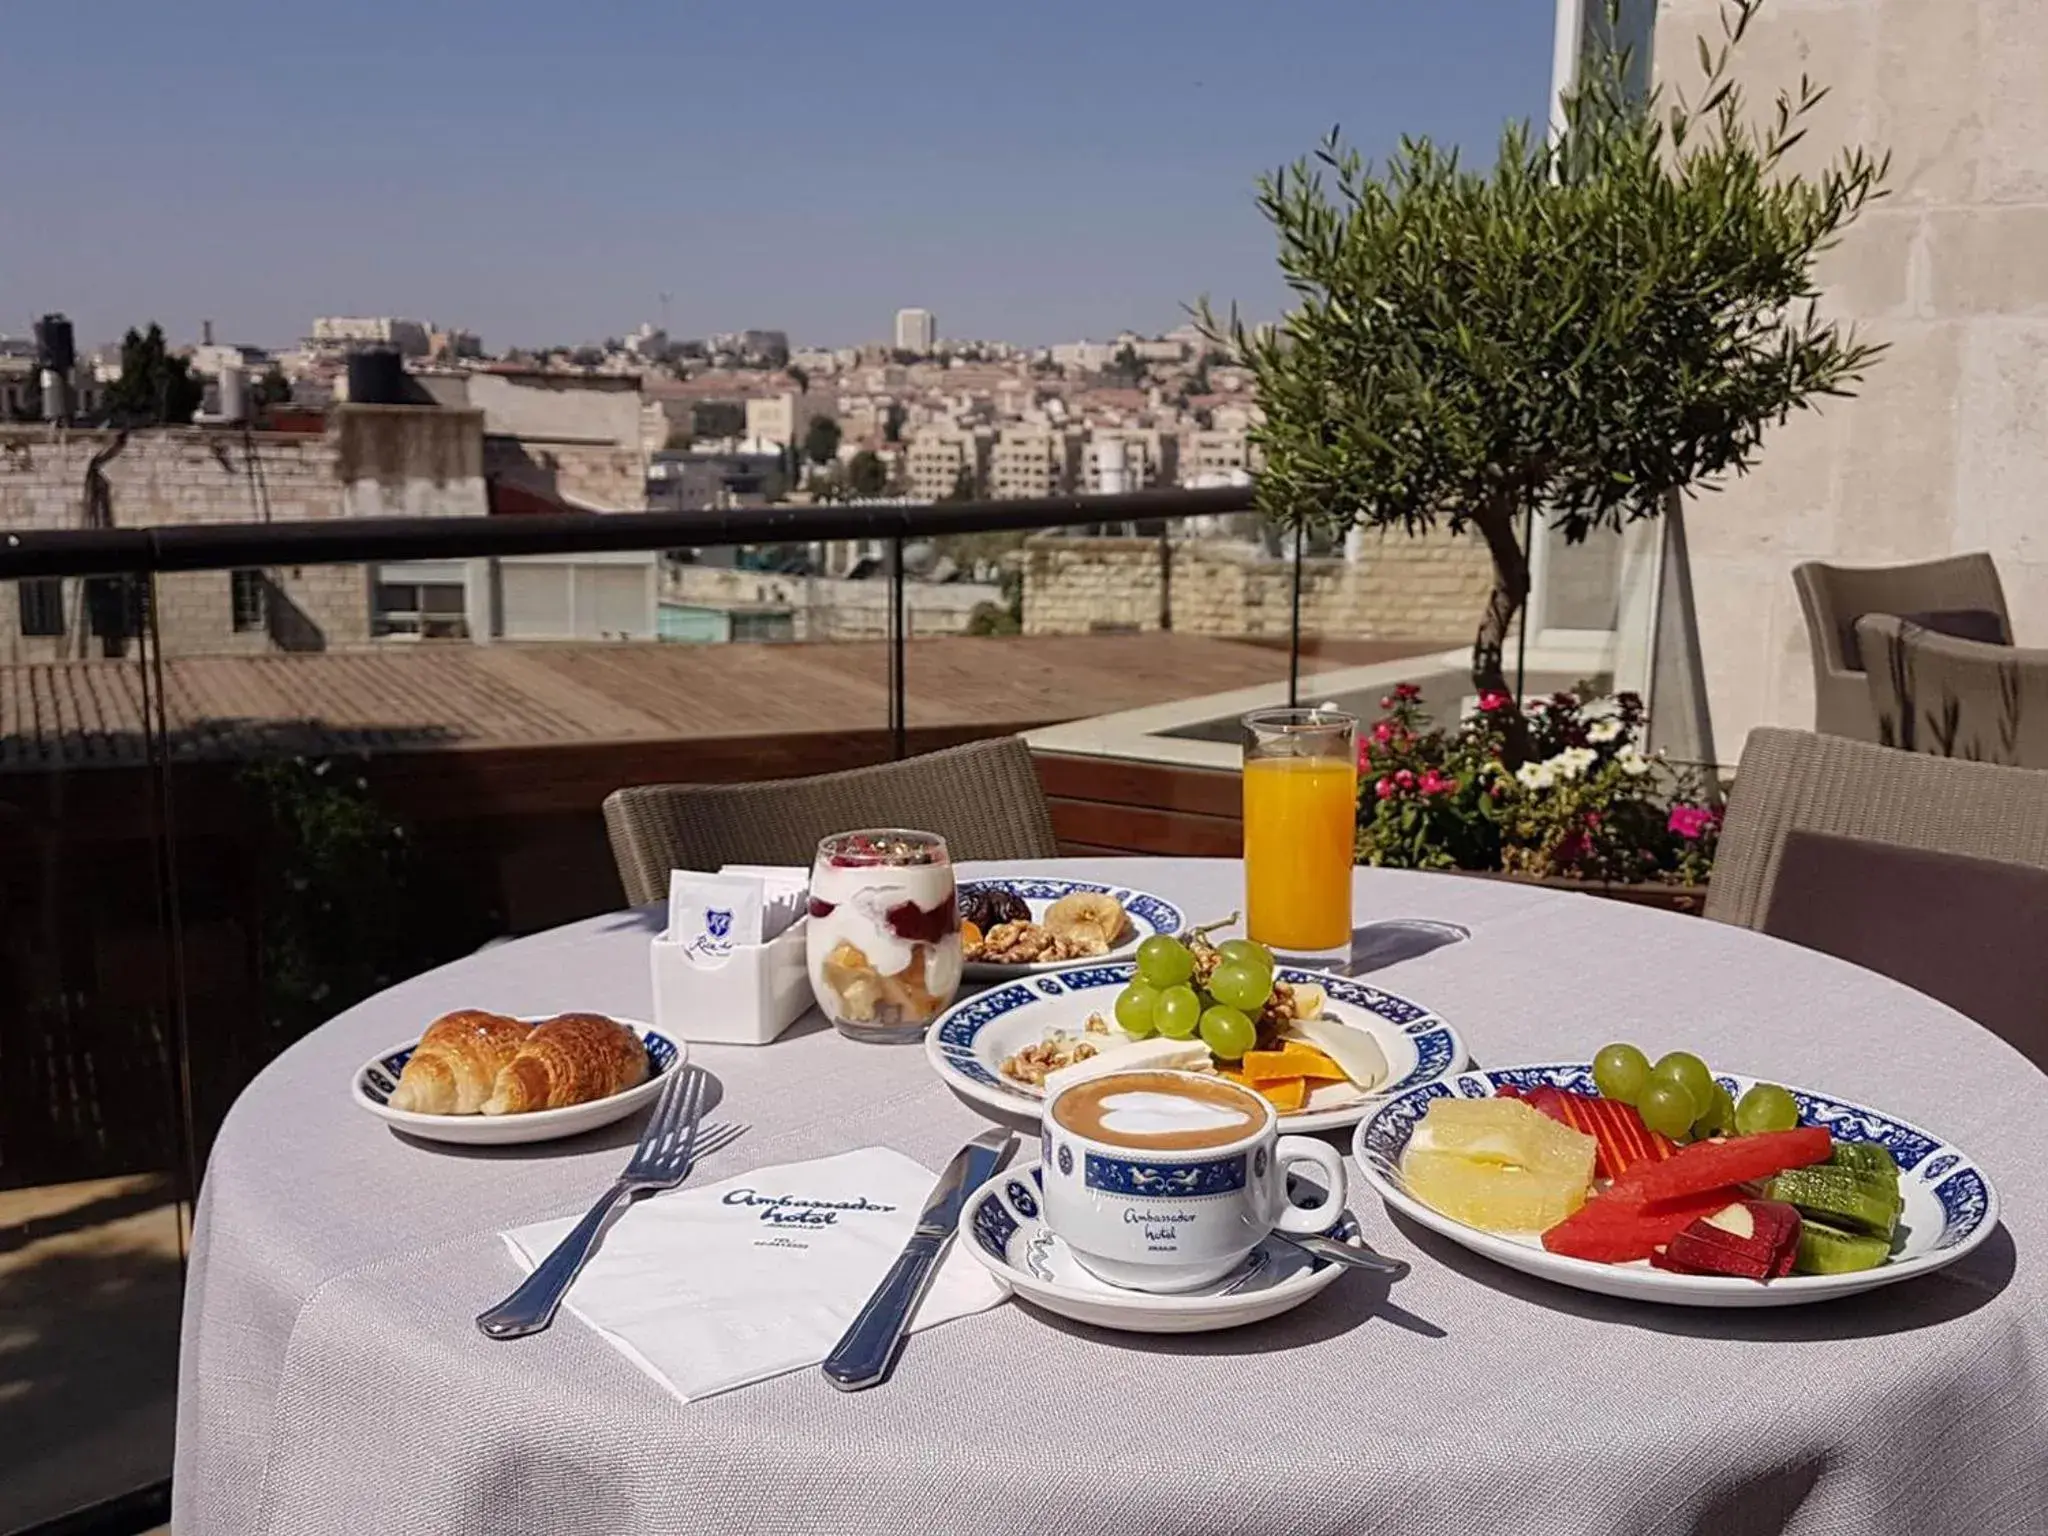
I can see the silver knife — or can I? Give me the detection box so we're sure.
[822,1127,1015,1391]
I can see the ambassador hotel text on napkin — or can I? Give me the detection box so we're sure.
[501,1147,1007,1401]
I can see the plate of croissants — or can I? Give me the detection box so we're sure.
[352,1009,685,1145]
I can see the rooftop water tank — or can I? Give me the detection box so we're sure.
[346,347,406,405]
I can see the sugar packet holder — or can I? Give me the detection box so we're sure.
[651,871,811,1046]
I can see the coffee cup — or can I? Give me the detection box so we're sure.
[1039,1068,1348,1293]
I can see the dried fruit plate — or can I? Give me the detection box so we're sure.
[928,963,1465,1135]
[1351,1064,1998,1308]
[959,877,1186,981]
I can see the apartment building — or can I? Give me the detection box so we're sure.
[990,426,1083,500]
[310,316,430,356]
[1181,427,1259,486]
[894,308,937,355]
[903,428,990,501]
[745,389,829,449]
[1083,429,1180,494]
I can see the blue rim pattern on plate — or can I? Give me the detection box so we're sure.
[933,962,1459,1098]
[958,878,1185,946]
[1355,1063,1997,1257]
[357,1027,683,1107]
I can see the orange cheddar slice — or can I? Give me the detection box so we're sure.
[1253,1076,1307,1112]
[1243,1043,1346,1082]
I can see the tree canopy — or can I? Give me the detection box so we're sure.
[105,323,203,425]
[803,415,843,465]
[1204,0,1887,702]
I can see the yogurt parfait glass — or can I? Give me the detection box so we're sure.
[806,829,962,1043]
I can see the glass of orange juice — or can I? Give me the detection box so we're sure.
[1242,708,1358,955]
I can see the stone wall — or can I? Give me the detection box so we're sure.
[1021,529,1493,642]
[484,437,644,511]
[1653,0,2048,756]
[0,411,484,660]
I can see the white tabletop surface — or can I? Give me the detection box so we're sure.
[173,860,2048,1536]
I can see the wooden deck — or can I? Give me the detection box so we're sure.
[0,632,1370,768]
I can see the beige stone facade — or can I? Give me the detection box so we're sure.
[1652,0,2048,757]
[1021,529,1494,642]
[0,409,486,661]
[989,427,1083,500]
[903,429,990,501]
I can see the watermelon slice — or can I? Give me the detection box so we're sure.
[1541,1185,1745,1263]
[1511,1086,1677,1180]
[1603,1128,1832,1209]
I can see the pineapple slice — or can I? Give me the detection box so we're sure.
[1401,1098,1597,1233]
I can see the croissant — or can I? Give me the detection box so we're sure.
[389,1010,532,1115]
[482,1012,648,1115]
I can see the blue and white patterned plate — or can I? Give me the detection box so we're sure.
[927,963,1464,1134]
[351,1016,685,1147]
[958,1160,1360,1333]
[1352,1063,2000,1309]
[960,877,1185,980]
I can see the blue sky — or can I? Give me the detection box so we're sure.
[0,1,1555,351]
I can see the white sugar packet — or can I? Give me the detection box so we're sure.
[666,871,764,957]
[718,864,810,941]
[499,1148,1008,1402]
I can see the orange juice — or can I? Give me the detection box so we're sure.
[1242,756,1357,951]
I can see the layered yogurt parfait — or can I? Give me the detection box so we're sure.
[806,829,962,1042]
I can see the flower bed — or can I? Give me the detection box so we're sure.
[1356,684,1720,892]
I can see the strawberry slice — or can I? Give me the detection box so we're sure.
[1603,1128,1832,1209]
[1517,1086,1677,1180]
[1542,1185,1745,1263]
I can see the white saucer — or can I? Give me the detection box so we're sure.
[957,1158,1361,1333]
[351,1017,685,1146]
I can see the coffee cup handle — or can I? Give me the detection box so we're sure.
[1272,1137,1347,1236]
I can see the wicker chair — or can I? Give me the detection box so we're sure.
[1708,727,2048,927]
[1856,614,2048,769]
[1706,727,2048,1063]
[602,736,1062,906]
[1792,553,2010,742]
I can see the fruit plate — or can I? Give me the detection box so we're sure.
[1351,1064,2000,1308]
[959,1159,1362,1333]
[959,877,1185,981]
[351,1018,685,1146]
[928,964,1464,1134]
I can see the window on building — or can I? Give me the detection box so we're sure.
[84,575,147,640]
[230,569,268,633]
[18,578,64,637]
[373,581,468,640]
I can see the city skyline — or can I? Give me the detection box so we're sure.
[0,0,1552,351]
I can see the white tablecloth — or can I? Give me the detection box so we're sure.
[174,861,2048,1536]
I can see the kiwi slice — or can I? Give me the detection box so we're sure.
[1766,1166,1901,1240]
[1794,1218,1891,1275]
[1829,1142,1899,1178]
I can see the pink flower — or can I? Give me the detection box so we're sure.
[1585,810,1601,828]
[1379,696,1394,710]
[1395,682,1422,701]
[1668,805,1714,841]
[1372,721,1394,745]
[1375,777,1397,801]
[1478,690,1511,713]
[1395,769,1416,790]
[1419,769,1456,797]
[1357,742,1373,771]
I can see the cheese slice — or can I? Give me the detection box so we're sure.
[1281,1015,1390,1092]
[1042,1036,1215,1097]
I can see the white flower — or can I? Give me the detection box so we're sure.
[1615,747,1651,776]
[1548,747,1598,781]
[1586,718,1623,744]
[1580,697,1622,721]
[1515,761,1556,791]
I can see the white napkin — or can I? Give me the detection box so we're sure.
[500,1148,1008,1402]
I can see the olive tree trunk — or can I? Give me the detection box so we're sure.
[1469,499,1532,759]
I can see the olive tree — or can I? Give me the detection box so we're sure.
[1203,0,1888,708]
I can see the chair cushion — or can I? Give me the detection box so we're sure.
[1761,830,2048,1071]
[1840,607,2009,670]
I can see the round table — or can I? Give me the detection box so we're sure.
[175,860,2047,1536]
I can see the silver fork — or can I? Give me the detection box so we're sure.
[477,1068,738,1339]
